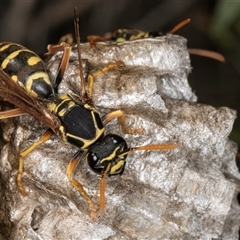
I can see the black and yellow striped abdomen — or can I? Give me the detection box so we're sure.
[0,42,53,99]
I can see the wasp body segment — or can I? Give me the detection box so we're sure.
[48,93,104,149]
[110,29,162,43]
[87,19,191,45]
[0,42,53,99]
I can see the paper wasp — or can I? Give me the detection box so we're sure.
[87,18,224,62]
[0,8,178,219]
[87,18,191,44]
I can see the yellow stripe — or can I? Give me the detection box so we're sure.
[49,95,70,113]
[1,48,37,69]
[26,72,51,98]
[48,102,57,112]
[58,93,69,100]
[99,146,125,174]
[68,101,75,108]
[58,100,75,116]
[65,125,105,149]
[58,108,67,117]
[131,32,143,40]
[116,38,126,43]
[27,56,41,66]
[100,147,120,163]
[59,126,66,141]
[11,75,18,82]
[109,159,125,174]
[0,43,11,51]
[1,49,23,69]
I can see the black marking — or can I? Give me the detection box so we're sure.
[31,77,53,99]
[54,98,104,148]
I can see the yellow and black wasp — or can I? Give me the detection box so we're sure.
[87,18,191,44]
[0,8,178,219]
[87,18,225,62]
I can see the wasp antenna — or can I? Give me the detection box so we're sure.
[188,48,225,62]
[74,7,86,98]
[119,143,179,158]
[168,18,191,34]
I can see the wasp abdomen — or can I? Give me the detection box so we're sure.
[0,42,53,99]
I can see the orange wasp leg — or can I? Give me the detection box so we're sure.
[99,163,111,214]
[66,153,97,220]
[87,61,124,98]
[103,109,144,134]
[17,128,53,196]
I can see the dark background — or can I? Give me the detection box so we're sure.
[0,1,239,150]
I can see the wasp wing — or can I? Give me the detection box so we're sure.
[0,69,61,134]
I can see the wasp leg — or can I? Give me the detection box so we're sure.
[87,61,125,98]
[0,108,26,119]
[66,153,97,220]
[57,34,74,45]
[87,35,109,49]
[17,128,53,196]
[45,42,71,92]
[87,35,109,43]
[103,109,144,134]
[168,18,191,34]
[45,42,71,57]
[99,163,111,214]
